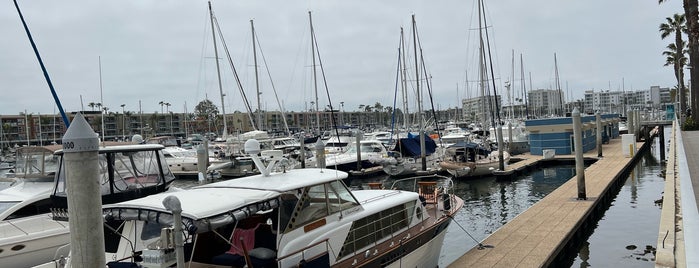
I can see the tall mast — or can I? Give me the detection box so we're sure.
[554,53,563,116]
[251,20,262,131]
[400,27,410,129]
[309,11,320,135]
[209,1,227,137]
[520,54,529,118]
[411,14,426,171]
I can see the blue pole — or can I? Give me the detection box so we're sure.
[13,0,70,127]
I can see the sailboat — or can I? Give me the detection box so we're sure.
[377,17,443,177]
[439,0,510,178]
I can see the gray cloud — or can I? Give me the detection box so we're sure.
[1,0,683,116]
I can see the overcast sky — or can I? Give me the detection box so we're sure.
[0,0,685,116]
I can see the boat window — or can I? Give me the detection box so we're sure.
[327,181,359,214]
[289,184,329,230]
[0,201,20,217]
[278,193,300,234]
[140,220,168,241]
[4,198,52,220]
[337,202,412,259]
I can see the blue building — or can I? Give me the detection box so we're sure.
[525,114,620,155]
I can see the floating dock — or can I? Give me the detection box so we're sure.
[449,137,646,267]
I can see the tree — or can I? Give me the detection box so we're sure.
[195,99,219,133]
[663,42,688,107]
[660,0,699,124]
[660,13,687,115]
[195,99,219,120]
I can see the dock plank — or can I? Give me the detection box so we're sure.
[449,138,642,267]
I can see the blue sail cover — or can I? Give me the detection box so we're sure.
[395,134,437,157]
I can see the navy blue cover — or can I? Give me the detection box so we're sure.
[394,134,437,157]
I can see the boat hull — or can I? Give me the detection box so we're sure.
[0,215,70,267]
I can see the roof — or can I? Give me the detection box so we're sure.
[103,168,349,231]
[55,143,164,155]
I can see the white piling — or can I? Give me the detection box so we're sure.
[62,113,105,267]
[356,131,362,171]
[596,111,603,157]
[196,144,207,183]
[163,196,185,268]
[315,139,326,169]
[572,108,586,200]
[300,132,306,168]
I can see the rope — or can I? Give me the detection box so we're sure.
[446,214,493,250]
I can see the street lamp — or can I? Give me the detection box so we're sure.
[120,104,126,140]
[166,102,172,136]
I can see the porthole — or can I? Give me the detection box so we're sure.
[11,244,25,251]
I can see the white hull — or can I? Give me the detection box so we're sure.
[385,226,448,268]
[0,215,70,267]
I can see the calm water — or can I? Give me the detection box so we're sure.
[568,138,665,267]
[174,133,667,268]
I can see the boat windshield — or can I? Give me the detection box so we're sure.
[0,201,19,216]
[53,149,174,197]
[345,143,384,154]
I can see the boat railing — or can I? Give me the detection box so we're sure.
[276,238,331,267]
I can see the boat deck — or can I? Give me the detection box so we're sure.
[449,137,643,267]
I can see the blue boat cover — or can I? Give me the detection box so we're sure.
[395,134,437,157]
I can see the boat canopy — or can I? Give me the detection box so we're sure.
[103,168,348,233]
[103,187,280,234]
[394,134,437,157]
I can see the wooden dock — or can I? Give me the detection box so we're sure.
[449,137,646,267]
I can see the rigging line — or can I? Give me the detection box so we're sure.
[13,0,69,127]
[310,29,340,140]
[213,16,257,130]
[481,0,502,125]
[414,28,440,137]
[389,33,402,148]
[196,7,211,101]
[253,28,291,134]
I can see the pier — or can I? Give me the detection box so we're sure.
[450,120,699,267]
[449,131,648,267]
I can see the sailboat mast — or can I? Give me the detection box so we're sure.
[520,54,529,118]
[554,53,563,116]
[411,14,426,171]
[477,0,488,129]
[251,20,262,131]
[209,1,227,137]
[400,27,410,129]
[309,11,320,135]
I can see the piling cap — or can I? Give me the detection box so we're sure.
[572,107,580,116]
[62,113,99,153]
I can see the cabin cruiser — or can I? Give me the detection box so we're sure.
[0,143,175,267]
[36,139,463,267]
[488,121,530,155]
[145,136,203,178]
[306,140,388,173]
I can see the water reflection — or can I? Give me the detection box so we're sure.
[439,165,577,266]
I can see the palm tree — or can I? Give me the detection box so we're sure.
[660,13,687,115]
[88,102,96,111]
[660,0,699,123]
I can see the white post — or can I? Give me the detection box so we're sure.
[596,111,602,157]
[572,108,586,200]
[163,196,185,268]
[62,113,105,267]
[315,139,325,169]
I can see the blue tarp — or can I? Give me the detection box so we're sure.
[395,134,437,157]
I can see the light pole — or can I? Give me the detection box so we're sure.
[120,104,126,140]
[340,101,344,126]
[166,102,172,136]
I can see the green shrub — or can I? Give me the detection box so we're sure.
[683,117,699,130]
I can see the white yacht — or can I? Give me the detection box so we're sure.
[37,139,463,268]
[0,143,175,267]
